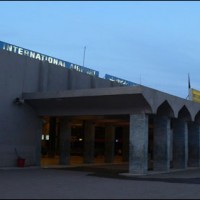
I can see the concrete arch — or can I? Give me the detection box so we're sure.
[156,100,175,117]
[141,86,186,117]
[178,105,192,121]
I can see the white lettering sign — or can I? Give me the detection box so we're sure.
[2,43,66,68]
[1,41,97,76]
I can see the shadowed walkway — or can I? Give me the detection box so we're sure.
[1,164,200,199]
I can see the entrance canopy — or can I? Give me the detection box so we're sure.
[22,85,200,121]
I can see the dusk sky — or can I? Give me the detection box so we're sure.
[0,1,200,98]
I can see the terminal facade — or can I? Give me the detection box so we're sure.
[1,41,200,175]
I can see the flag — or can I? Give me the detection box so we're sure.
[188,73,191,89]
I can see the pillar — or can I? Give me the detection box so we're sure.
[172,119,188,169]
[188,122,200,167]
[48,117,57,157]
[153,116,170,172]
[129,114,148,175]
[38,62,49,92]
[105,126,115,163]
[122,126,129,162]
[170,129,173,168]
[83,122,95,164]
[35,119,43,166]
[59,118,71,165]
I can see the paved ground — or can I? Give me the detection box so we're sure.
[1,164,200,199]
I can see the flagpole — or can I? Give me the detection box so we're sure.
[188,73,191,100]
[188,73,191,89]
[83,46,86,67]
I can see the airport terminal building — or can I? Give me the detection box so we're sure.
[1,40,200,175]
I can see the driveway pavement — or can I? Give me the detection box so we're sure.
[0,164,200,199]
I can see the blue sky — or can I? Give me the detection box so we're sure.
[0,1,200,98]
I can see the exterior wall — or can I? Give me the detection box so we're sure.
[0,50,123,167]
[0,51,42,167]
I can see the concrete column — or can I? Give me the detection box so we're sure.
[172,119,188,169]
[35,119,43,166]
[153,116,170,172]
[129,114,148,175]
[59,118,71,165]
[188,122,200,167]
[67,70,72,90]
[90,76,96,88]
[48,117,57,157]
[38,62,49,92]
[83,122,95,164]
[122,126,129,162]
[105,126,115,163]
[170,129,173,168]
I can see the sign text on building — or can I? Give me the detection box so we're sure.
[0,41,99,77]
[105,74,138,86]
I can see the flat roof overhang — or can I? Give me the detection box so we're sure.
[22,85,200,121]
[22,86,152,116]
